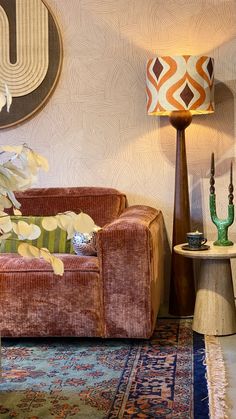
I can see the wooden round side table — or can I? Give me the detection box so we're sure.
[174,241,236,336]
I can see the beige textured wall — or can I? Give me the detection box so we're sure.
[1,0,236,296]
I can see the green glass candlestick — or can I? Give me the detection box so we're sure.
[210,153,234,246]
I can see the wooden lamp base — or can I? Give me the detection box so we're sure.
[169,111,196,316]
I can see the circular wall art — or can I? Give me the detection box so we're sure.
[0,0,63,129]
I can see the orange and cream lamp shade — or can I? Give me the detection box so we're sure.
[146,55,214,116]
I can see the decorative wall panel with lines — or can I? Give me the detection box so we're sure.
[0,0,62,128]
[1,0,236,295]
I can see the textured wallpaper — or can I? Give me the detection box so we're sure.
[1,0,236,296]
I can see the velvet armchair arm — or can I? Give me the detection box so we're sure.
[97,205,164,338]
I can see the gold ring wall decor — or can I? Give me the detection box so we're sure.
[0,0,63,129]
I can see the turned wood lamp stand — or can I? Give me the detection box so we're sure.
[168,111,195,315]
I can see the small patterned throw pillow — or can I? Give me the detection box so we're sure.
[72,232,97,256]
[0,216,74,254]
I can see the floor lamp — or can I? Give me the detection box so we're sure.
[146,55,215,315]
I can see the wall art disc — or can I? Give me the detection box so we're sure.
[0,0,63,129]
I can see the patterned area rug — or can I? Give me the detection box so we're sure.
[0,319,210,418]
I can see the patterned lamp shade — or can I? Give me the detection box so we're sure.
[146,55,214,116]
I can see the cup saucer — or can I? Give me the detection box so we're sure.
[181,244,210,251]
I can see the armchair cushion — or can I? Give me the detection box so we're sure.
[1,216,73,254]
[0,254,101,337]
[15,187,127,227]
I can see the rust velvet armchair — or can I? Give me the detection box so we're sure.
[0,187,164,338]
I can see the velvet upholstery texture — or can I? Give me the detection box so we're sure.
[0,187,164,338]
[98,206,164,338]
[15,187,127,227]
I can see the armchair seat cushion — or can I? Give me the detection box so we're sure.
[0,253,99,273]
[1,216,73,254]
[0,254,101,337]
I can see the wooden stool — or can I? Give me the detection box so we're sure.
[174,242,236,336]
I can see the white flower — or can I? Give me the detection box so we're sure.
[0,93,6,112]
[1,145,23,154]
[0,215,12,233]
[73,212,95,233]
[17,244,64,276]
[0,195,13,211]
[41,217,58,231]
[0,84,12,112]
[17,243,40,258]
[12,221,41,240]
[26,149,49,174]
[42,211,96,239]
[0,144,96,276]
[5,83,12,112]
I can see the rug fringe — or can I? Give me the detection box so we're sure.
[205,335,228,419]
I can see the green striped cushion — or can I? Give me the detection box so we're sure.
[1,216,74,254]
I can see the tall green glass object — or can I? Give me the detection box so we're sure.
[210,153,234,246]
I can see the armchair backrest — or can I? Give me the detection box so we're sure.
[15,187,127,227]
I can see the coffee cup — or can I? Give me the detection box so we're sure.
[186,231,207,249]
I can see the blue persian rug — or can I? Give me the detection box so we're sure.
[0,319,209,418]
